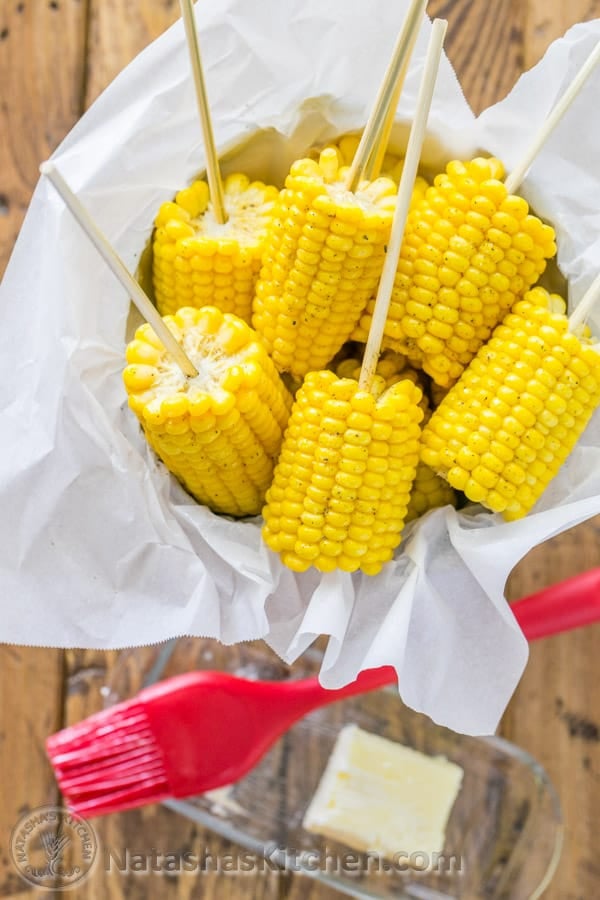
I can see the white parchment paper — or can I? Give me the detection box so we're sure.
[1,1,599,734]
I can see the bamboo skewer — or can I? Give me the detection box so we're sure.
[40,161,199,378]
[504,36,600,194]
[180,0,227,224]
[359,19,448,392]
[345,0,426,192]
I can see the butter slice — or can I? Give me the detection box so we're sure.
[303,724,463,859]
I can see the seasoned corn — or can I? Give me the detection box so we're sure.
[262,370,424,575]
[353,157,557,386]
[124,306,293,517]
[153,174,278,322]
[334,349,455,522]
[421,287,600,520]
[252,149,397,378]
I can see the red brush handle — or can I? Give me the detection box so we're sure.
[511,566,600,641]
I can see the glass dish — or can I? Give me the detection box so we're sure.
[105,639,563,899]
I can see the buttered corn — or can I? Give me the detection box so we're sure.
[124,306,293,517]
[333,350,456,522]
[252,149,396,378]
[262,370,424,575]
[153,174,278,322]
[421,287,600,520]
[354,157,557,386]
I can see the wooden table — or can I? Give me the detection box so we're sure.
[1,2,599,897]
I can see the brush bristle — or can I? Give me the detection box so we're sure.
[47,700,172,816]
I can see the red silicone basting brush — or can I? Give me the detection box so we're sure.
[47,568,600,818]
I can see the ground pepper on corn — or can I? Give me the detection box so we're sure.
[421,287,600,519]
[123,306,293,517]
[334,349,456,523]
[353,156,557,386]
[252,148,397,378]
[153,174,278,322]
[261,370,424,575]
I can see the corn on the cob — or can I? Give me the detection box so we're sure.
[251,149,397,378]
[153,174,279,322]
[421,287,600,520]
[262,370,424,575]
[333,350,456,522]
[124,306,293,518]
[353,157,557,387]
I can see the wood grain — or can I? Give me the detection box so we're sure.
[0,0,86,896]
[524,0,600,68]
[428,0,525,114]
[0,0,88,275]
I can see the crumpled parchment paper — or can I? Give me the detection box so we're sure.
[1,0,599,734]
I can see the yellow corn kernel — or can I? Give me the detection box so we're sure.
[353,157,556,387]
[262,370,424,574]
[421,288,600,519]
[153,173,278,323]
[405,460,457,522]
[252,150,396,378]
[123,306,293,517]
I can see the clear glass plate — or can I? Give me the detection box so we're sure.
[105,639,563,899]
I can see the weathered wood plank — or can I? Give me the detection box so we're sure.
[0,648,64,898]
[0,0,88,274]
[0,0,87,895]
[428,0,525,114]
[524,0,600,68]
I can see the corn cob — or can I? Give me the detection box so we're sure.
[123,306,293,518]
[333,350,456,522]
[353,157,557,387]
[333,348,456,523]
[262,370,424,575]
[421,287,600,520]
[153,174,278,322]
[251,149,397,378]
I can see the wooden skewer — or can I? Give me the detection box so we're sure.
[504,36,600,194]
[345,0,426,193]
[180,0,227,224]
[568,271,600,334]
[359,19,447,392]
[362,0,427,183]
[40,161,199,378]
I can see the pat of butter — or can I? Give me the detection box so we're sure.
[303,724,463,859]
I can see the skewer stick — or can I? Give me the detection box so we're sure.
[362,1,426,183]
[40,161,199,378]
[180,0,227,224]
[359,19,447,392]
[345,0,426,193]
[504,37,600,194]
[567,271,600,334]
